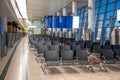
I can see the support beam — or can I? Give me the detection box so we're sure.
[88,0,95,41]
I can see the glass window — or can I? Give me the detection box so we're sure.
[95,1,100,8]
[116,1,120,9]
[98,13,104,20]
[99,6,106,13]
[96,28,102,40]
[101,0,107,5]
[97,21,103,27]
[108,0,114,3]
[103,27,111,40]
[105,11,113,19]
[104,20,110,27]
[107,3,114,11]
[115,20,120,26]
[95,8,98,14]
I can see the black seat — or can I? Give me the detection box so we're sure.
[60,50,74,65]
[60,45,71,51]
[42,51,59,74]
[102,45,111,49]
[75,50,94,72]
[92,45,102,55]
[78,40,85,49]
[101,49,116,64]
[112,45,120,49]
[49,45,59,52]
[85,40,92,49]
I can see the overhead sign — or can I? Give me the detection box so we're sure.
[28,26,36,28]
[117,10,120,21]
[72,16,79,28]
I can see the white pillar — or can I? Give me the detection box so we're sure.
[72,0,77,16]
[88,0,95,31]
[57,11,60,16]
[63,8,67,16]
[62,8,67,38]
[72,0,77,40]
[88,0,95,41]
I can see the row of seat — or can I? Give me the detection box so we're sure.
[29,35,120,75]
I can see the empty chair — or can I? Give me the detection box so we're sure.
[101,49,116,64]
[49,45,59,52]
[75,50,94,72]
[42,51,59,74]
[71,45,81,51]
[75,50,89,65]
[37,45,49,57]
[112,45,120,49]
[60,45,71,51]
[78,40,85,49]
[92,45,102,55]
[52,40,61,45]
[102,45,111,49]
[85,40,92,49]
[114,49,120,60]
[60,50,74,65]
[92,42,100,45]
[69,41,77,46]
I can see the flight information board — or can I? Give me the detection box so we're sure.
[59,16,66,28]
[52,16,59,28]
[65,16,73,28]
[44,16,52,28]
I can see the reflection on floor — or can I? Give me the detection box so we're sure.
[4,37,120,80]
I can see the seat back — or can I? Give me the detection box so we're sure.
[49,45,59,51]
[71,45,81,51]
[112,45,120,49]
[102,45,111,49]
[102,49,114,60]
[38,45,49,53]
[76,50,88,60]
[114,49,120,57]
[44,51,59,61]
[61,50,74,60]
[60,45,71,51]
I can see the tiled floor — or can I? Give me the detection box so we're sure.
[4,37,120,80]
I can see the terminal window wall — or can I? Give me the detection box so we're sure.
[77,0,120,41]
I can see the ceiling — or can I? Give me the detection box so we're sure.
[27,0,88,20]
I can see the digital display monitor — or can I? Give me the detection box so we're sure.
[66,16,73,28]
[52,16,59,28]
[48,17,52,28]
[44,16,48,28]
[59,16,66,28]
[72,16,79,28]
[44,16,52,28]
[117,10,120,21]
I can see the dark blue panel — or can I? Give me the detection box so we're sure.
[66,16,73,28]
[52,16,59,28]
[44,16,49,28]
[44,16,52,28]
[59,16,66,28]
[48,17,52,28]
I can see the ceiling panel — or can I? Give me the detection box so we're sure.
[27,0,88,20]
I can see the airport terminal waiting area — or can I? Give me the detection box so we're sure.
[29,35,120,75]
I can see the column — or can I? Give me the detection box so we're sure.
[63,8,67,38]
[56,11,60,38]
[72,0,77,40]
[88,0,95,41]
[0,17,7,33]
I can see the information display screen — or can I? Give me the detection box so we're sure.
[72,16,79,28]
[66,16,73,28]
[52,16,59,28]
[59,16,66,28]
